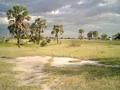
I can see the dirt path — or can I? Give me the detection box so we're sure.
[12,56,119,90]
[13,56,52,88]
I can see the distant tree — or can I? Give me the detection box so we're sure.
[6,5,30,48]
[93,31,98,39]
[101,34,108,40]
[87,31,93,40]
[113,33,120,40]
[30,17,47,45]
[51,24,64,44]
[79,29,84,39]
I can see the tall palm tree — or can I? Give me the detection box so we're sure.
[30,17,47,45]
[93,31,98,39]
[101,33,108,40]
[87,31,93,40]
[51,24,64,44]
[79,29,84,39]
[6,5,30,48]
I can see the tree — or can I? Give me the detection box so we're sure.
[93,31,98,39]
[51,24,64,44]
[30,17,47,45]
[87,31,93,40]
[6,5,30,48]
[113,33,120,40]
[79,29,84,39]
[101,34,108,40]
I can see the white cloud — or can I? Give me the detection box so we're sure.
[104,0,118,4]
[50,10,61,15]
[81,24,102,30]
[98,0,118,7]
[0,17,8,24]
[62,5,71,9]
[47,4,71,15]
[0,15,43,24]
[98,3,107,7]
[30,15,42,22]
[77,1,84,5]
[95,13,120,18]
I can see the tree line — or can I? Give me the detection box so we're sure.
[79,29,107,40]
[78,29,120,40]
[6,5,120,47]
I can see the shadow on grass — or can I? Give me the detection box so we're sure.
[0,56,14,59]
[89,57,120,65]
[43,65,120,80]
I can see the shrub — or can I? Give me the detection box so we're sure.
[5,38,10,43]
[40,40,47,47]
[113,33,120,40]
[46,38,51,43]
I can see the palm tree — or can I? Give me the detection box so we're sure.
[113,33,120,40]
[93,31,98,39]
[30,17,47,45]
[6,5,30,48]
[51,24,64,44]
[87,31,93,40]
[79,29,84,39]
[101,34,108,40]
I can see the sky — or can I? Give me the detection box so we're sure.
[0,0,120,37]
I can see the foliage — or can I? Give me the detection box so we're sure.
[79,29,84,39]
[92,31,98,39]
[30,17,47,45]
[113,33,120,40]
[87,31,93,40]
[51,24,64,44]
[6,5,30,48]
[46,38,51,43]
[40,40,47,47]
[101,34,108,40]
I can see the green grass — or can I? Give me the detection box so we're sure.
[0,39,120,65]
[0,59,43,90]
[0,39,120,90]
[43,65,120,90]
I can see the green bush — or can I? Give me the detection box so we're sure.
[40,40,47,47]
[46,38,51,43]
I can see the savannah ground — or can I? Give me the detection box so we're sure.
[0,39,120,90]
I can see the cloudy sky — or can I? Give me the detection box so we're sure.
[0,0,120,37]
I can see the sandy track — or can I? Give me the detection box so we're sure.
[14,56,52,85]
[12,56,119,90]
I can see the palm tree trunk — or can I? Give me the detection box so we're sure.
[17,36,20,48]
[17,31,21,48]
[56,35,59,44]
[38,30,41,45]
[81,33,82,39]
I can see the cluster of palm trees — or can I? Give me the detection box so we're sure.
[6,5,64,47]
[79,29,99,40]
[78,29,119,40]
[51,25,64,44]
[6,5,120,47]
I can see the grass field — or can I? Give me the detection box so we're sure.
[0,39,120,64]
[0,39,120,90]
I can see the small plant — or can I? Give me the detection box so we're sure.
[40,40,47,47]
[46,38,51,43]
[5,38,10,43]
